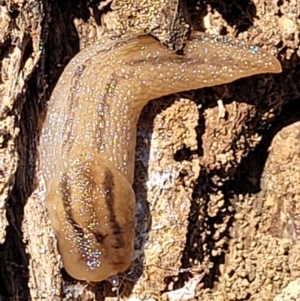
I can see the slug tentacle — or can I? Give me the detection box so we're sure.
[40,31,281,282]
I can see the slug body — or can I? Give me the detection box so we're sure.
[40,32,281,282]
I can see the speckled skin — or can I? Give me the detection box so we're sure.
[39,32,281,282]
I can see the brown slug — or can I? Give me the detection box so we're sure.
[39,31,281,282]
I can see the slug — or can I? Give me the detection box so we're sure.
[39,31,281,282]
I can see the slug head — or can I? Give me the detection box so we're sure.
[46,153,135,282]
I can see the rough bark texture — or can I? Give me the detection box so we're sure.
[0,0,299,300]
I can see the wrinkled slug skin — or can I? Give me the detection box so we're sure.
[39,32,281,282]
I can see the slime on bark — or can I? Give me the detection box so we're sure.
[39,32,282,282]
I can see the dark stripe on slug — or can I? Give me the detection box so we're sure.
[60,172,85,230]
[65,63,87,121]
[94,74,118,151]
[103,168,125,249]
[60,171,108,252]
[62,63,87,154]
[127,56,206,68]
